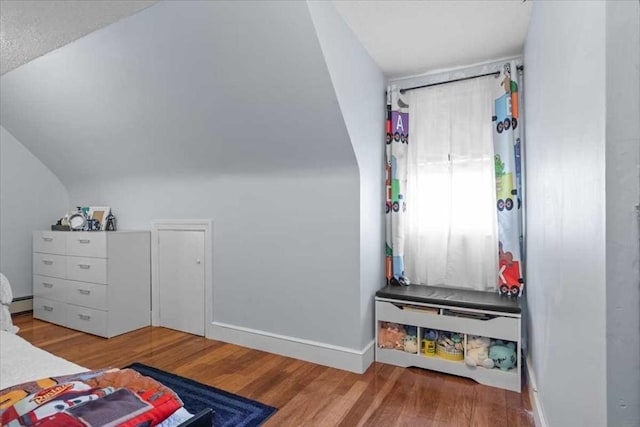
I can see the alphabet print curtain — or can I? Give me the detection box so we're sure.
[493,61,524,296]
[385,86,410,286]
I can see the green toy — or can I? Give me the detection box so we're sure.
[489,341,517,371]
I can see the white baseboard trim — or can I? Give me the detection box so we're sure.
[527,355,549,427]
[9,297,33,314]
[209,321,375,374]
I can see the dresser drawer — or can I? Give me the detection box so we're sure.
[33,231,66,255]
[67,232,107,258]
[33,253,66,278]
[33,275,68,301]
[66,257,107,284]
[65,280,107,310]
[66,305,107,337]
[33,297,66,325]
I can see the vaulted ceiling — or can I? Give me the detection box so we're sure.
[1,0,532,78]
[0,1,359,188]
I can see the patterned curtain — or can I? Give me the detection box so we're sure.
[493,62,524,296]
[385,86,410,286]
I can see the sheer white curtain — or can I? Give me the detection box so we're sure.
[405,77,498,290]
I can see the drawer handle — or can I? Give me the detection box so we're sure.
[42,237,53,242]
[78,289,91,295]
[43,305,53,312]
[42,260,53,265]
[42,283,54,288]
[78,264,91,269]
[78,239,91,244]
[78,314,91,321]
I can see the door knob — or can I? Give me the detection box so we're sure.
[196,259,201,264]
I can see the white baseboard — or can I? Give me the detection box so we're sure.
[527,355,549,427]
[9,298,33,314]
[209,321,375,374]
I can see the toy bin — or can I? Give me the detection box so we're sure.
[436,331,464,361]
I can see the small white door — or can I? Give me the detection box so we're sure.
[158,230,205,336]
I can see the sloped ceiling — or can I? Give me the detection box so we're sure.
[0,1,356,186]
[1,1,533,80]
[0,0,157,75]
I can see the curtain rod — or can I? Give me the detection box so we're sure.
[398,65,524,94]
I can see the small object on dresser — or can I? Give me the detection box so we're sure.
[51,218,71,231]
[89,206,111,229]
[105,213,117,231]
[69,207,88,231]
[87,218,101,231]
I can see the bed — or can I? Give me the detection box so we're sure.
[0,330,213,427]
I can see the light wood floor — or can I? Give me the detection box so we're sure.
[12,314,533,427]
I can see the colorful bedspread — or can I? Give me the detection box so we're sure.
[0,368,183,427]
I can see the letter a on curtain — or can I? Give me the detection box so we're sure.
[385,86,410,286]
[493,62,524,296]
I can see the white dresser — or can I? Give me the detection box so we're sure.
[33,230,151,338]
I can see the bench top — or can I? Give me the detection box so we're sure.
[375,284,521,314]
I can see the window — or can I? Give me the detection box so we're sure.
[405,77,498,290]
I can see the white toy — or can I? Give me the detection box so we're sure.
[0,273,19,334]
[464,335,494,369]
[403,335,418,354]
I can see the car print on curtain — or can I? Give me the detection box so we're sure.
[493,62,524,296]
[385,86,410,286]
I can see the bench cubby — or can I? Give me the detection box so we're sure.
[375,285,522,392]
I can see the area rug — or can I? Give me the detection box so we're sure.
[126,363,277,427]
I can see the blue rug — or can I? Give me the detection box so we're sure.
[126,363,277,427]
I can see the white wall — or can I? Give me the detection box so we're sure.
[0,0,384,358]
[524,2,607,426]
[307,1,386,350]
[605,1,640,425]
[0,0,391,372]
[70,169,362,348]
[0,125,69,298]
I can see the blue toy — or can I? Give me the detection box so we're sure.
[423,329,437,341]
[489,341,517,370]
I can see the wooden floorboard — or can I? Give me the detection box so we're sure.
[11,314,534,426]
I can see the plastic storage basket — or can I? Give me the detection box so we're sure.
[436,332,464,361]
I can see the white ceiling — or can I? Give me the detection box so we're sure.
[333,0,532,77]
[0,0,157,75]
[0,0,531,78]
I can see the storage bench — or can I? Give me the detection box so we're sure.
[375,284,522,392]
